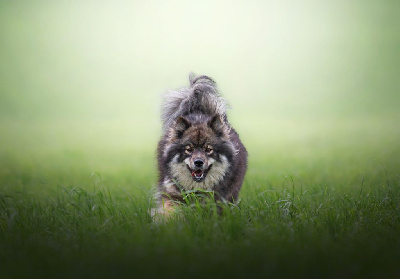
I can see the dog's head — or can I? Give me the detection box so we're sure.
[166,114,235,188]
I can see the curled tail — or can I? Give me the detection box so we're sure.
[161,74,228,131]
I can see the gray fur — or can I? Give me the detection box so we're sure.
[154,74,248,217]
[161,73,228,132]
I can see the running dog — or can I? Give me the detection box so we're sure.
[154,74,247,215]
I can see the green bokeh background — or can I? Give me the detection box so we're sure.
[1,2,400,277]
[0,0,399,196]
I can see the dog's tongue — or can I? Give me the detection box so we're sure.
[192,169,204,178]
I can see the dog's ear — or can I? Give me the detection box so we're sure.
[208,114,228,137]
[173,116,191,138]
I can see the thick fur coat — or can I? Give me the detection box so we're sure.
[155,74,247,214]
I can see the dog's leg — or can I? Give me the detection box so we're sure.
[151,199,177,221]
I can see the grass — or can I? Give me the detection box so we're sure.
[0,114,399,279]
[1,1,400,278]
[1,173,399,278]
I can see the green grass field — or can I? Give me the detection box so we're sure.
[1,113,399,278]
[1,1,400,278]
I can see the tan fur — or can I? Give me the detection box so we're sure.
[150,198,176,221]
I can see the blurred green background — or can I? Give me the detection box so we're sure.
[0,0,399,196]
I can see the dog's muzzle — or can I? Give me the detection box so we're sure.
[187,161,212,182]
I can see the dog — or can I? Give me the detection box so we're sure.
[153,74,247,216]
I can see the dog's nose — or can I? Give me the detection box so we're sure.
[194,159,204,168]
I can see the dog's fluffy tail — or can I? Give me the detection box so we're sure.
[161,73,228,132]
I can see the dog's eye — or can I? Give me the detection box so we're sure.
[185,146,193,154]
[205,146,213,154]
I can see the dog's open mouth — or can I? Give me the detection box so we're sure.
[187,166,212,182]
